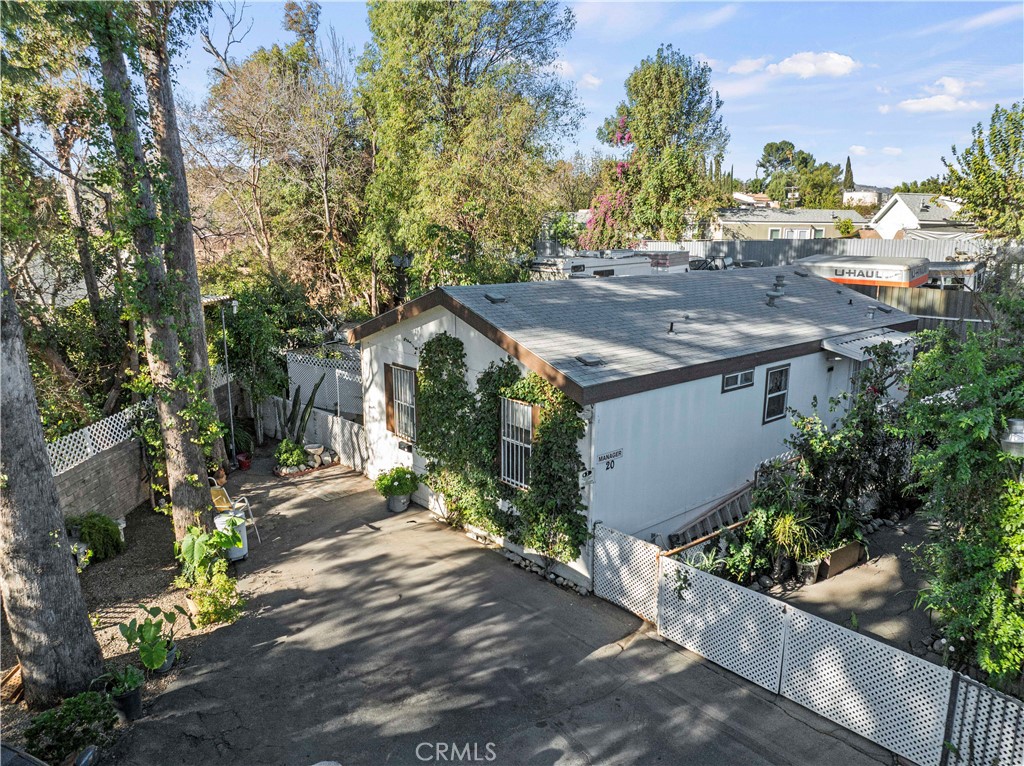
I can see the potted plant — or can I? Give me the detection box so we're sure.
[796,553,824,586]
[374,466,421,513]
[119,604,193,674]
[99,665,145,721]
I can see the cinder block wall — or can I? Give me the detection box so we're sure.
[54,437,149,521]
[53,381,240,521]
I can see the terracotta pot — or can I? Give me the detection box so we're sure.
[237,453,251,470]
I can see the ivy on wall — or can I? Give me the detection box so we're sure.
[415,332,589,563]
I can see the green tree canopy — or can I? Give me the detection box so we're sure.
[943,102,1024,238]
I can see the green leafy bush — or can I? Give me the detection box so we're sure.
[174,523,243,586]
[98,665,144,695]
[373,466,420,497]
[24,691,117,763]
[274,438,307,468]
[66,513,125,562]
[190,559,245,627]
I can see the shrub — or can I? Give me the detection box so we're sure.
[373,466,420,497]
[24,691,117,763]
[190,559,245,627]
[66,513,125,562]
[274,438,307,468]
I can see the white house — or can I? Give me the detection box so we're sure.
[869,193,975,240]
[350,268,916,586]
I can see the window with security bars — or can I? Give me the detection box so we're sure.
[763,364,790,423]
[385,364,417,442]
[500,397,533,489]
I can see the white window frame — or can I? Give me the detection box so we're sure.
[813,227,825,239]
[500,397,533,489]
[722,369,755,392]
[392,365,417,442]
[768,228,781,240]
[763,364,790,424]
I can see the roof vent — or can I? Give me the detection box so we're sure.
[794,268,809,277]
[876,305,893,314]
[484,292,508,304]
[766,289,784,307]
[575,353,604,367]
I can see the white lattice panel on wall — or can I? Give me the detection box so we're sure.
[781,608,952,766]
[592,524,660,623]
[47,402,144,476]
[287,348,360,414]
[946,674,1024,766]
[658,557,787,693]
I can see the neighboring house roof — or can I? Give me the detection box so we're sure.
[351,268,915,405]
[717,208,867,224]
[871,193,967,226]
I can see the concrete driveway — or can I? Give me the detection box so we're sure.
[108,461,889,766]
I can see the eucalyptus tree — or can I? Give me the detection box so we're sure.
[1,261,105,708]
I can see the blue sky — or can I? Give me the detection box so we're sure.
[175,1,1024,187]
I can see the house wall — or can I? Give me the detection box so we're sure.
[587,351,858,542]
[872,198,919,239]
[719,220,858,240]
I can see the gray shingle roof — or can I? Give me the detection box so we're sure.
[717,208,867,224]
[440,268,914,400]
[888,193,962,223]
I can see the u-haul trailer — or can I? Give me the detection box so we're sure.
[798,254,930,288]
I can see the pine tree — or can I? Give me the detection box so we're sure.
[843,156,855,190]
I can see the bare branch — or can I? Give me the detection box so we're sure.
[1,126,111,204]
[200,1,253,80]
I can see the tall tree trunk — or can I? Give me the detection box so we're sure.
[50,127,102,322]
[91,8,211,539]
[0,263,105,709]
[137,2,227,468]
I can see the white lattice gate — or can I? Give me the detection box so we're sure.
[945,674,1024,766]
[658,557,787,693]
[592,524,660,623]
[780,608,953,766]
[286,346,361,415]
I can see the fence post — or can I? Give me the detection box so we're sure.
[776,605,792,695]
[939,673,960,766]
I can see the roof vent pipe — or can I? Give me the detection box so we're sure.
[766,289,784,307]
[774,274,786,295]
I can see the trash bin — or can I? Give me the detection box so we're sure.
[214,511,248,561]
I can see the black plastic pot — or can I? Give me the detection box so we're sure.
[771,553,793,581]
[154,642,176,674]
[112,686,143,721]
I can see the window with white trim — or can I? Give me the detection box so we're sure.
[813,227,825,239]
[763,365,790,423]
[389,365,417,442]
[722,369,755,392]
[500,397,533,489]
[769,228,781,240]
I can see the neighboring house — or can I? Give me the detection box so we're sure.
[869,193,976,240]
[350,269,915,584]
[713,208,867,240]
[530,250,691,280]
[732,191,779,208]
[842,189,879,208]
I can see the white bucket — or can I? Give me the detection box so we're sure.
[214,511,248,561]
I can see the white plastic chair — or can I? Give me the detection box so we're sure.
[209,478,262,543]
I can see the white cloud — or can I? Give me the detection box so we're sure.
[670,4,739,33]
[897,77,985,113]
[878,104,891,114]
[882,147,903,156]
[915,4,1023,36]
[875,85,891,95]
[548,59,575,78]
[578,73,602,90]
[897,94,984,113]
[715,72,775,100]
[766,51,861,79]
[728,57,768,75]
[696,53,722,70]
[849,145,868,156]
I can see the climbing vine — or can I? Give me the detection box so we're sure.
[416,333,589,563]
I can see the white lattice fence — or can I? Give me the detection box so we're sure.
[781,608,953,766]
[287,348,361,415]
[945,674,1024,766]
[47,402,145,476]
[592,524,660,623]
[658,557,787,693]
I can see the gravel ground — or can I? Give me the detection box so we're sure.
[1,496,234,750]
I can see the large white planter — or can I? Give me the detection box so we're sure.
[215,511,248,561]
